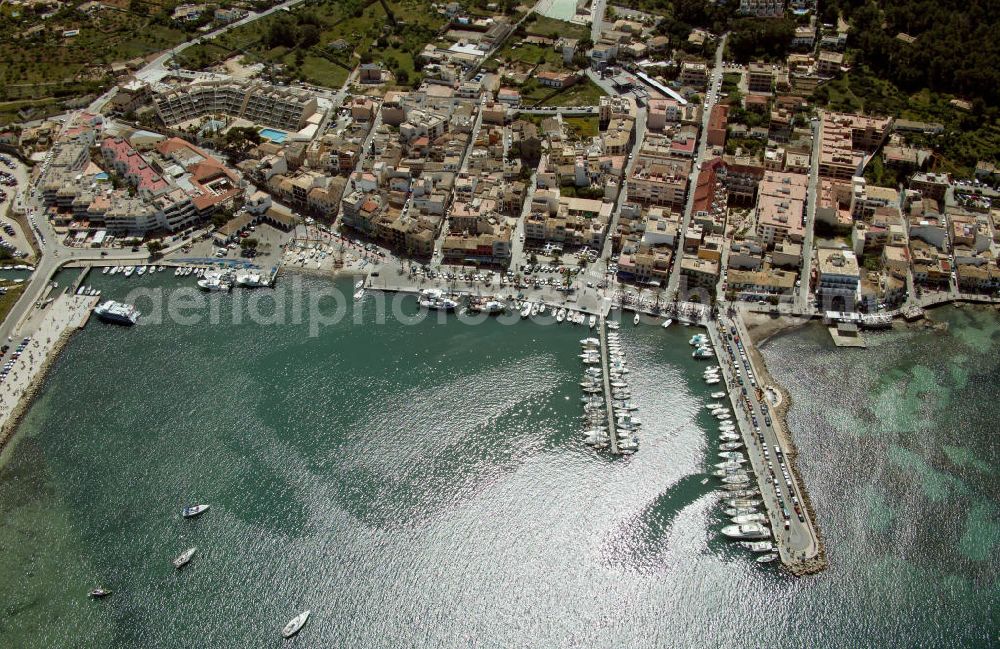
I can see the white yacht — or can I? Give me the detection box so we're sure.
[235,271,266,288]
[588,315,597,328]
[556,308,566,323]
[721,523,770,539]
[520,303,532,318]
[172,547,196,569]
[93,301,140,326]
[731,513,767,525]
[282,611,311,639]
[182,504,210,518]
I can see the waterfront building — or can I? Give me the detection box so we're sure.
[816,248,860,309]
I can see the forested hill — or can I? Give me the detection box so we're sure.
[827,0,1000,107]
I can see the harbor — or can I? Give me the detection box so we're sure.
[0,272,994,646]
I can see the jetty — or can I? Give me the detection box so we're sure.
[597,316,619,454]
[706,313,825,574]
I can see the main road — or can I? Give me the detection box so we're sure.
[666,33,727,300]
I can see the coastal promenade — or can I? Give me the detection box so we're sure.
[707,311,826,574]
[0,292,96,443]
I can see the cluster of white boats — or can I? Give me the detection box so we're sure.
[578,323,640,455]
[703,363,723,386]
[101,264,167,278]
[87,504,311,638]
[690,333,715,359]
[705,396,777,564]
[99,264,269,291]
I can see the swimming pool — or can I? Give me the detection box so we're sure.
[259,128,288,143]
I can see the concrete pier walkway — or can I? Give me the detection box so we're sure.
[597,317,619,455]
[706,313,825,573]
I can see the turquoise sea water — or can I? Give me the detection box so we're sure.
[0,273,996,647]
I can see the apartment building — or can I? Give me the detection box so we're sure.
[153,80,318,131]
[679,61,709,89]
[754,171,808,246]
[739,0,784,17]
[747,63,773,94]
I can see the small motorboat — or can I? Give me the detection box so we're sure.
[757,553,779,564]
[633,313,640,326]
[173,547,197,569]
[661,318,672,328]
[282,610,311,638]
[182,504,210,518]
[88,587,112,598]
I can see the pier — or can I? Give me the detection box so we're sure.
[597,316,619,455]
[706,314,825,574]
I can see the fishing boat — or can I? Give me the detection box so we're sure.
[721,474,751,485]
[88,587,112,598]
[740,540,773,552]
[172,547,196,569]
[282,611,311,639]
[725,508,758,517]
[182,504,210,518]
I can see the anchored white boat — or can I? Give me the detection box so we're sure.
[282,611,311,638]
[556,308,566,323]
[661,318,672,328]
[182,504,209,518]
[172,547,196,569]
[633,313,640,326]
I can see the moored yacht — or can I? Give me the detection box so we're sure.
[93,301,140,325]
[721,523,770,539]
